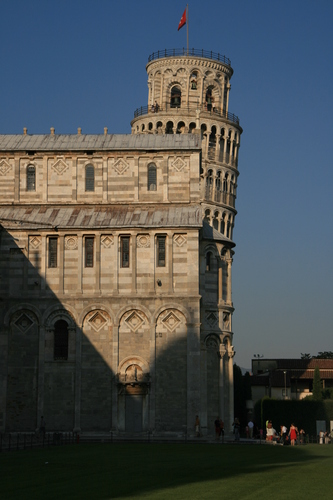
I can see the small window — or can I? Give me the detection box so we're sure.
[120,236,130,268]
[171,86,181,108]
[85,164,95,192]
[206,251,212,271]
[148,164,157,191]
[27,165,36,191]
[48,238,58,268]
[54,320,68,360]
[157,235,166,267]
[85,237,94,267]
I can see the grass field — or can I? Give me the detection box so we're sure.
[1,443,332,499]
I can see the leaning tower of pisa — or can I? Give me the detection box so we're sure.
[131,48,242,431]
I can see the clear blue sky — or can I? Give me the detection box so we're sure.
[1,0,332,369]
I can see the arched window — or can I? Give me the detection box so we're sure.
[166,121,174,134]
[27,165,36,191]
[221,213,226,235]
[206,87,214,111]
[204,209,211,224]
[85,164,95,192]
[213,212,219,230]
[54,320,69,360]
[190,71,198,89]
[170,86,181,108]
[216,171,221,191]
[206,251,213,271]
[148,164,157,191]
[206,170,213,187]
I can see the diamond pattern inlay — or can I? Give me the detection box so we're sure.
[173,234,187,247]
[15,313,34,332]
[172,157,186,172]
[0,159,12,176]
[29,236,41,249]
[206,312,218,327]
[162,311,180,332]
[101,235,114,248]
[89,312,107,332]
[51,158,69,175]
[113,158,129,175]
[125,311,144,332]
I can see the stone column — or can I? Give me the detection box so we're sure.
[149,324,156,433]
[215,133,221,162]
[187,321,201,436]
[95,233,101,293]
[221,81,225,115]
[200,341,207,436]
[218,260,223,303]
[226,258,233,305]
[219,343,227,423]
[112,325,119,431]
[59,235,64,294]
[226,84,231,115]
[37,325,46,427]
[103,156,108,201]
[73,325,81,432]
[43,156,48,202]
[228,345,235,432]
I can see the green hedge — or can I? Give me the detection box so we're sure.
[254,398,333,435]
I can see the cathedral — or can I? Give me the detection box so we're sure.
[0,48,242,436]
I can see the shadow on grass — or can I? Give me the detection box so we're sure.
[1,443,332,500]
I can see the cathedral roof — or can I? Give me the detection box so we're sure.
[0,134,201,152]
[201,220,235,246]
[0,204,202,230]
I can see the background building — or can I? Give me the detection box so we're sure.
[251,358,333,403]
[0,48,242,436]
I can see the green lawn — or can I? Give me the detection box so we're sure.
[1,443,332,499]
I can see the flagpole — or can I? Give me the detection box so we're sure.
[186,4,189,54]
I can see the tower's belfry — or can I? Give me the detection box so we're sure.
[131,48,242,429]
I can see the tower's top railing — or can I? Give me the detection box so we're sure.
[148,48,231,66]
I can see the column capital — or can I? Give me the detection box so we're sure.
[219,344,227,358]
[228,345,236,359]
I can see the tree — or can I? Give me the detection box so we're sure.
[301,353,311,359]
[312,366,322,400]
[314,351,333,359]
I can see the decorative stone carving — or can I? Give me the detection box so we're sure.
[65,236,78,250]
[51,157,69,175]
[173,234,187,247]
[0,159,12,176]
[113,158,129,175]
[228,345,236,358]
[88,311,108,332]
[29,236,41,249]
[124,311,145,332]
[101,235,114,248]
[14,312,34,333]
[223,312,230,329]
[206,311,218,327]
[171,157,186,172]
[161,311,181,332]
[137,234,150,248]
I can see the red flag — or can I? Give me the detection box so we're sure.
[178,8,186,31]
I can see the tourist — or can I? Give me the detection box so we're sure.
[289,423,298,446]
[233,418,240,441]
[219,419,224,442]
[299,428,306,444]
[248,420,254,438]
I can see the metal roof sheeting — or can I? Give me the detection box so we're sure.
[0,205,202,230]
[0,134,201,152]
